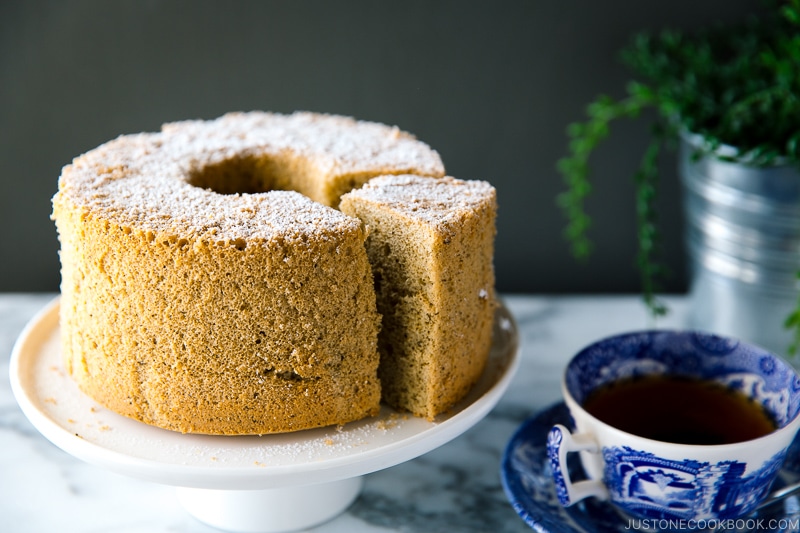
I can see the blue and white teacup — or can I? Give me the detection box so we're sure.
[547,330,800,523]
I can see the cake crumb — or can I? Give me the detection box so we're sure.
[44,397,57,405]
[376,412,403,431]
[324,438,335,446]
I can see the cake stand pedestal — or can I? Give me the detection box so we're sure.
[175,479,364,532]
[10,298,519,533]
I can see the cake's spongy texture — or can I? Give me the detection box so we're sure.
[49,111,447,434]
[54,191,382,434]
[340,175,497,419]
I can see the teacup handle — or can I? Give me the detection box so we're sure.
[546,424,609,506]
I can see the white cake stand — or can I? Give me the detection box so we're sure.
[10,297,519,533]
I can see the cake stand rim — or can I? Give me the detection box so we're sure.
[10,296,519,490]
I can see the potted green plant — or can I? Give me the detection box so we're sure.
[558,0,800,355]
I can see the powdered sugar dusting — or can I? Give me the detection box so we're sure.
[341,174,496,228]
[54,112,445,243]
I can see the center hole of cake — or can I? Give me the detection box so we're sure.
[187,156,278,195]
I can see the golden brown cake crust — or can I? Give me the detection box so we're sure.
[52,112,444,435]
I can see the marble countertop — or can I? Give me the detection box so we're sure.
[1,293,688,533]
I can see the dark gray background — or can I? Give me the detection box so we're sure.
[0,0,760,294]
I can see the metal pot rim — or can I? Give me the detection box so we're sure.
[680,129,794,168]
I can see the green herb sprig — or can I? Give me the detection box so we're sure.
[557,0,800,335]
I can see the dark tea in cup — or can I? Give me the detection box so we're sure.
[582,374,777,445]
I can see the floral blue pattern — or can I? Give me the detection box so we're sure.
[602,445,787,521]
[547,426,570,506]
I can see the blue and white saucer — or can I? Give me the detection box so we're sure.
[501,403,800,532]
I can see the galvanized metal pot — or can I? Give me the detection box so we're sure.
[682,132,800,357]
